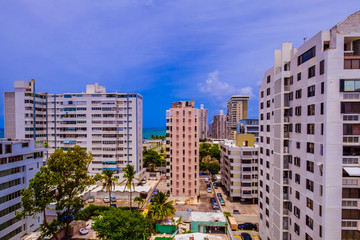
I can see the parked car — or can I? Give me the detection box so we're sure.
[233,209,240,214]
[88,196,94,203]
[219,199,225,206]
[207,183,211,188]
[238,222,257,231]
[79,228,89,235]
[212,203,220,210]
[217,193,222,198]
[204,177,209,182]
[111,196,116,202]
[207,187,212,193]
[213,183,218,189]
[210,197,216,203]
[110,203,117,207]
[103,197,110,203]
[241,232,252,240]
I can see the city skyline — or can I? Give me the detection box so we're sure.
[0,1,358,128]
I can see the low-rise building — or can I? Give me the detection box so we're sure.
[0,139,44,240]
[237,119,259,142]
[219,134,258,202]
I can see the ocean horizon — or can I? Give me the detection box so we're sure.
[0,128,165,140]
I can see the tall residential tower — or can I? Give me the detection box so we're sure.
[258,11,360,240]
[198,104,208,139]
[227,96,249,140]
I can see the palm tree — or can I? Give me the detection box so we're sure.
[120,165,139,209]
[148,191,175,221]
[134,196,145,209]
[98,169,117,206]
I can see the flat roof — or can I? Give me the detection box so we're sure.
[191,212,227,222]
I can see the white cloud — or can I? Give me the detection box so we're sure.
[198,70,255,100]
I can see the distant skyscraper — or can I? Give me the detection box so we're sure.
[198,104,208,139]
[226,96,249,140]
[166,100,199,197]
[208,121,214,138]
[4,80,144,180]
[0,139,43,240]
[258,11,360,240]
[213,110,227,139]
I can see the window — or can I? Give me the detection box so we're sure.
[307,124,315,134]
[306,215,314,229]
[294,206,300,218]
[340,79,360,92]
[344,58,360,69]
[267,75,271,83]
[307,197,313,210]
[296,142,301,149]
[295,191,300,200]
[295,89,302,99]
[260,102,264,109]
[343,124,360,135]
[306,233,313,240]
[261,91,264,98]
[295,173,301,184]
[320,60,325,75]
[306,179,314,192]
[308,85,315,97]
[307,142,314,153]
[298,46,316,65]
[308,104,315,116]
[343,146,360,156]
[320,103,324,115]
[308,65,315,78]
[267,88,271,95]
[297,72,301,81]
[321,82,324,94]
[341,102,360,113]
[307,161,314,173]
[295,123,301,133]
[294,223,300,235]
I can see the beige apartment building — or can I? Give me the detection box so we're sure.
[220,134,258,202]
[258,11,360,240]
[213,110,227,139]
[227,96,249,140]
[166,100,199,197]
[4,80,144,180]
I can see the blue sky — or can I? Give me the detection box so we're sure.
[0,0,358,128]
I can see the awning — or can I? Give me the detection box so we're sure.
[343,167,360,177]
[102,161,116,164]
[102,168,118,171]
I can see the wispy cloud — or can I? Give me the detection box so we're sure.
[198,70,254,100]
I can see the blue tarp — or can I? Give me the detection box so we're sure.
[102,161,117,164]
[102,168,118,171]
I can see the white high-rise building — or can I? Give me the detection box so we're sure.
[198,104,208,139]
[0,139,43,240]
[4,80,144,180]
[258,11,360,240]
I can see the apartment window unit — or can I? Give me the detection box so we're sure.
[0,216,21,231]
[267,100,270,108]
[343,188,360,198]
[297,72,301,81]
[343,146,360,156]
[0,203,21,218]
[295,89,302,99]
[321,123,324,135]
[295,174,300,184]
[294,206,300,218]
[343,124,360,135]
[261,91,264,98]
[321,82,324,94]
[294,223,300,235]
[344,58,360,69]
[307,142,314,153]
[307,124,315,134]
[0,178,21,191]
[308,65,316,78]
[306,197,313,210]
[308,104,315,116]
[0,190,21,204]
[305,233,313,240]
[308,85,315,97]
[341,102,360,113]
[0,167,22,178]
[295,106,302,116]
[296,142,301,149]
[342,200,358,207]
[320,60,325,75]
[343,115,359,121]
[342,209,360,219]
[343,158,358,164]
[0,226,22,240]
[298,46,316,65]
[340,79,360,92]
[295,123,301,133]
[307,161,314,173]
[260,102,264,109]
[260,114,263,120]
[306,215,314,229]
[306,179,314,192]
[319,205,322,217]
[320,102,324,115]
[267,75,271,83]
[267,88,271,95]
[267,113,270,120]
[295,191,300,200]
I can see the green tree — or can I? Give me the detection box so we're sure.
[143,149,162,168]
[148,191,175,221]
[17,145,94,240]
[207,161,220,175]
[199,143,211,161]
[92,208,152,240]
[120,165,139,209]
[16,167,60,240]
[134,196,145,209]
[209,144,221,161]
[95,169,117,206]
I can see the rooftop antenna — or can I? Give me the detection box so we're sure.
[303,37,307,43]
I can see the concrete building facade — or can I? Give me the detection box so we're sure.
[258,11,360,240]
[213,110,227,139]
[4,81,144,180]
[237,119,259,142]
[198,104,208,139]
[227,96,249,140]
[166,100,199,197]
[220,134,258,202]
[0,139,43,240]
